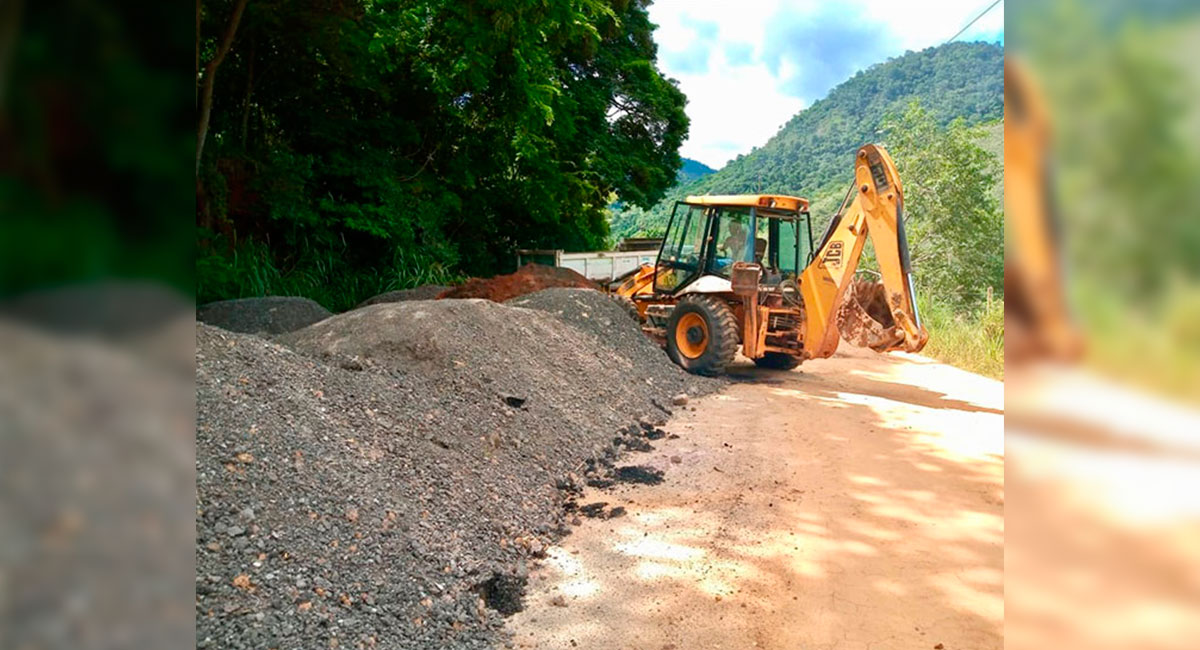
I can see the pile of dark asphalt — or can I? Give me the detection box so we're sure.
[198,296,333,335]
[355,285,450,308]
[196,289,720,649]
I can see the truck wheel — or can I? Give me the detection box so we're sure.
[753,352,802,371]
[665,295,739,376]
[609,294,640,323]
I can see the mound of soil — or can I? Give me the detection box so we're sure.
[356,285,450,309]
[198,296,332,335]
[437,264,596,303]
[197,298,719,648]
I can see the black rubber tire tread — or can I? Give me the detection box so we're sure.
[665,295,739,376]
[608,293,641,323]
[753,351,802,370]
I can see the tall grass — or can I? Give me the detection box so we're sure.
[197,231,464,312]
[915,291,1004,379]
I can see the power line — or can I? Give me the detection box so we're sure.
[946,0,1002,44]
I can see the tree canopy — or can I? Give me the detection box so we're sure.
[882,103,1003,308]
[197,0,688,310]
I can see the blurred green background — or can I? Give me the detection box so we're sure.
[0,1,193,297]
[1011,0,1200,400]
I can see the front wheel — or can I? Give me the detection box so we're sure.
[665,295,739,376]
[753,352,802,371]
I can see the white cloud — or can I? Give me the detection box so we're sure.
[648,0,1004,169]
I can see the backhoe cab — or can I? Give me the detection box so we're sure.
[613,143,929,375]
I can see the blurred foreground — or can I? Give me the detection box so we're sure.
[1007,365,1200,650]
[1006,1,1200,647]
[0,285,195,648]
[1,1,194,645]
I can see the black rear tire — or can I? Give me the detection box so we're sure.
[753,352,802,371]
[665,295,739,376]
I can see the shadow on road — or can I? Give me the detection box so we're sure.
[508,351,1004,649]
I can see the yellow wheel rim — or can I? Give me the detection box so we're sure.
[675,312,709,359]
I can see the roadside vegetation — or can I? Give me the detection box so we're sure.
[196,0,689,309]
[917,293,1004,379]
[196,235,463,313]
[879,104,1004,378]
[1014,0,1200,401]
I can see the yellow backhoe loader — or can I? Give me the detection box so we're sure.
[612,143,929,375]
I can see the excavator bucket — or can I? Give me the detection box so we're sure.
[837,279,904,351]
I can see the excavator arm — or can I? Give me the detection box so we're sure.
[799,144,929,359]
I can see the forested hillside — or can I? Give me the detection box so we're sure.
[197,0,688,310]
[609,41,1003,238]
[677,158,717,182]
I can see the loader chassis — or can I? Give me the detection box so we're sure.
[638,201,815,370]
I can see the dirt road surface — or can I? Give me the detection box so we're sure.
[508,347,1003,650]
[1005,366,1200,650]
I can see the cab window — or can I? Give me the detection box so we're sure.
[710,207,753,277]
[655,203,710,293]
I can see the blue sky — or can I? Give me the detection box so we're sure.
[648,0,1005,168]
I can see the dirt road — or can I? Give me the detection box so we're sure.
[1005,366,1200,650]
[507,347,1003,649]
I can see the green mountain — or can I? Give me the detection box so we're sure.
[678,158,717,183]
[609,41,1003,238]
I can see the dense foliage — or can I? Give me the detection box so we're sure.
[609,41,1003,239]
[883,103,1003,308]
[197,0,688,310]
[1015,1,1200,303]
[1012,0,1200,398]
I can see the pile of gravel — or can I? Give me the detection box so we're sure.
[279,299,708,450]
[196,297,719,649]
[355,285,450,309]
[198,297,332,335]
[506,288,657,364]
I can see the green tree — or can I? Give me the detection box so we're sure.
[1,1,193,295]
[881,102,1003,308]
[196,0,688,310]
